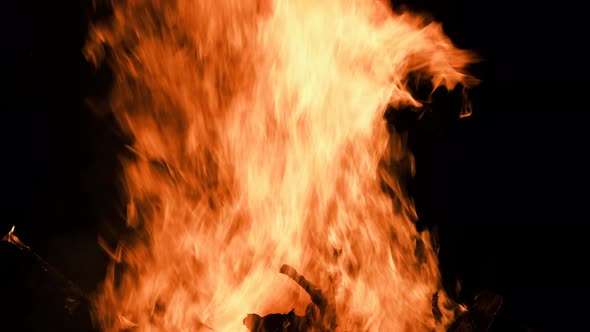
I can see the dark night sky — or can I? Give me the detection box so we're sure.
[3,1,588,331]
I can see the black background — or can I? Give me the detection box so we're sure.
[3,0,588,330]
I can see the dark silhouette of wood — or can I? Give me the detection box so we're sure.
[0,228,97,332]
[244,265,501,332]
[243,264,338,332]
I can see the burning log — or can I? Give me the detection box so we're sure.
[243,264,337,332]
[245,265,501,332]
[0,227,96,332]
[243,310,307,332]
[279,264,338,331]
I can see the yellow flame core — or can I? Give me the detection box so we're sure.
[85,0,477,331]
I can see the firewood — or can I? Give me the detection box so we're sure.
[279,264,338,331]
[245,265,502,332]
[0,227,96,332]
[243,264,337,332]
[243,309,307,332]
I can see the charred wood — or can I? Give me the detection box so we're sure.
[243,310,307,332]
[245,266,502,332]
[243,264,337,332]
[0,228,97,332]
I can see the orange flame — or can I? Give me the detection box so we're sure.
[85,0,477,331]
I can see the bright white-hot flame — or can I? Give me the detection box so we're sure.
[85,0,477,331]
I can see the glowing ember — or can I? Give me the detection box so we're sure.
[85,0,477,331]
[3,225,22,245]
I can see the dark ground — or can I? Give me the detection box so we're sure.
[2,0,588,331]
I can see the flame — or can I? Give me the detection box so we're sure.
[85,0,477,331]
[3,225,22,245]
